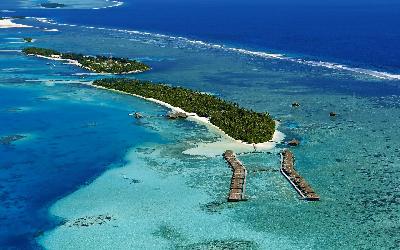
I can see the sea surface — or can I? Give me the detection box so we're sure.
[0,0,399,249]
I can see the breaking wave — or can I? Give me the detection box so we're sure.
[33,17,400,81]
[92,0,123,10]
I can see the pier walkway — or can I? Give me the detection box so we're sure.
[223,150,247,202]
[280,149,320,201]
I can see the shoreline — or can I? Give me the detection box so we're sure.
[23,50,280,154]
[86,82,284,156]
[26,54,146,74]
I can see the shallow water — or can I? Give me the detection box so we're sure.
[0,31,167,247]
[0,83,168,248]
[0,5,399,250]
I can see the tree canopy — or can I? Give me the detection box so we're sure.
[94,78,275,143]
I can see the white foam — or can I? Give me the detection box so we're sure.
[91,0,124,10]
[43,28,59,32]
[35,18,50,22]
[31,18,400,80]
[0,19,32,29]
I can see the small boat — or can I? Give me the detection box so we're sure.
[129,112,143,119]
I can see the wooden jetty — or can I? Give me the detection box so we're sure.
[280,149,320,201]
[223,150,247,202]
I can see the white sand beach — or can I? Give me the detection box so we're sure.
[26,54,145,74]
[89,83,284,157]
[23,50,284,155]
[0,19,32,28]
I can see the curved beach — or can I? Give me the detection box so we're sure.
[89,82,284,156]
[21,48,281,155]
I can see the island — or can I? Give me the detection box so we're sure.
[93,78,276,143]
[23,37,33,43]
[22,47,150,74]
[40,3,67,8]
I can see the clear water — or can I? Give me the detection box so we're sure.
[0,1,399,249]
[0,46,166,248]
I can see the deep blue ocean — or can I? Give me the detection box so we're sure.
[13,0,400,73]
[1,0,400,249]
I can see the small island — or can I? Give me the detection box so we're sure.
[40,3,67,8]
[22,47,150,74]
[93,78,276,143]
[23,37,33,43]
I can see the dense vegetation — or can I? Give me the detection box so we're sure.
[22,47,150,74]
[93,78,276,143]
[23,47,59,57]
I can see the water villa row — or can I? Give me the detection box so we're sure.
[223,149,319,202]
[280,149,320,201]
[223,150,247,202]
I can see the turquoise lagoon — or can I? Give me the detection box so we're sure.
[0,15,399,249]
